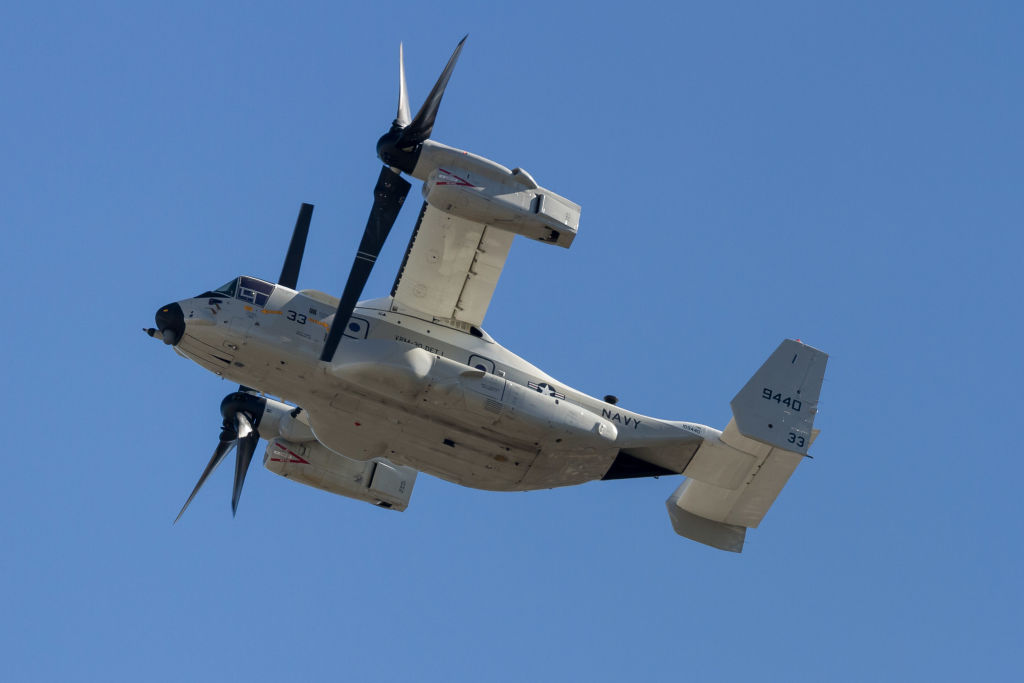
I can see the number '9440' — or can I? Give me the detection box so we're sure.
[762,388,802,412]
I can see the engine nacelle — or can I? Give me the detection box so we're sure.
[413,140,579,248]
[263,438,416,511]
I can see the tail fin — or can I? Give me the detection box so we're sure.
[730,339,827,454]
[667,340,828,552]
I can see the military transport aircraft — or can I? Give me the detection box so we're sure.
[146,38,828,552]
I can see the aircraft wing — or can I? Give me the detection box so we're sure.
[388,201,515,327]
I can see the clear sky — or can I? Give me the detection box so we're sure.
[3,2,1022,681]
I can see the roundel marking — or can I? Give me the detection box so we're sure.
[342,316,370,340]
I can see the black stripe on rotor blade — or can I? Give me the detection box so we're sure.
[279,203,314,289]
[320,167,411,363]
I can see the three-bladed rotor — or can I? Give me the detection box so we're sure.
[376,36,466,175]
[174,391,267,522]
[320,36,467,363]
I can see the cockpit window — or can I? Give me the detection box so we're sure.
[213,279,237,297]
[195,279,238,300]
[237,276,275,307]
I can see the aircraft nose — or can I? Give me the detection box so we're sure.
[155,302,185,346]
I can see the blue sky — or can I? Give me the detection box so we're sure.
[3,2,1022,680]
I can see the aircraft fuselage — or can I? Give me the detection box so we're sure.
[163,276,706,492]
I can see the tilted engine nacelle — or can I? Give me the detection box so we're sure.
[263,438,416,511]
[413,140,580,248]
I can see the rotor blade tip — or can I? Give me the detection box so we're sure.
[173,504,188,525]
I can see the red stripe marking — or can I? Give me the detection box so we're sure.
[436,168,474,187]
[270,444,309,464]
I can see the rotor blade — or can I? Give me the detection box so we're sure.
[278,203,314,289]
[397,43,411,128]
[231,428,260,516]
[401,35,467,146]
[320,166,411,363]
[174,439,236,524]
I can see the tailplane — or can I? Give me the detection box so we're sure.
[668,340,828,552]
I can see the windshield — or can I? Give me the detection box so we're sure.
[195,276,274,306]
[196,278,238,299]
[213,279,237,297]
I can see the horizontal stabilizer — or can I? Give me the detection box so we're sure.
[666,486,746,552]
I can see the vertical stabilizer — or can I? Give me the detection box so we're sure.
[729,339,827,455]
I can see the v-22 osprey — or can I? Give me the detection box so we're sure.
[147,38,829,552]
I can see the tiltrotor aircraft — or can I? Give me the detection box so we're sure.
[147,38,828,552]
